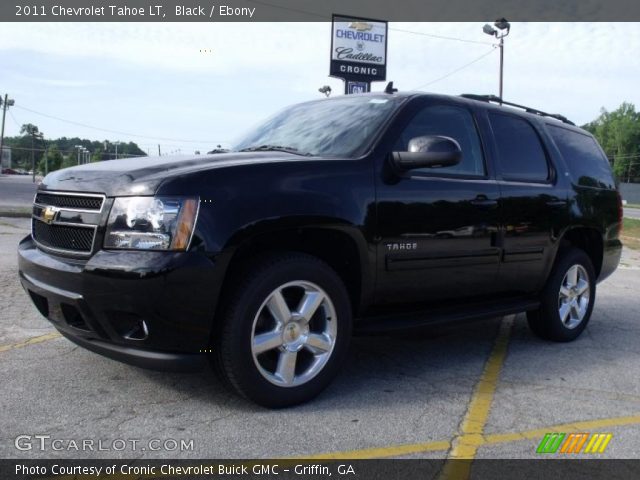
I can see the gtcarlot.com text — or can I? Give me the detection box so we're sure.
[14,434,194,452]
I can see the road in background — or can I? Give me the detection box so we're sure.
[625,208,640,220]
[0,175,37,208]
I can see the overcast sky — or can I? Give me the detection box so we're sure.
[0,22,639,155]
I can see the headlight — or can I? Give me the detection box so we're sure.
[104,196,199,250]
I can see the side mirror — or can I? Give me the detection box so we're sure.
[391,135,462,171]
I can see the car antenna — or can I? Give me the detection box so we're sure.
[384,81,398,94]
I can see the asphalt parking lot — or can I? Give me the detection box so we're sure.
[1,216,639,461]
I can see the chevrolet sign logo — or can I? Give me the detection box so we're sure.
[348,21,373,32]
[41,206,59,224]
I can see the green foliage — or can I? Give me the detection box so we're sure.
[582,102,640,182]
[37,146,64,174]
[3,124,147,173]
[19,123,40,136]
[60,154,77,170]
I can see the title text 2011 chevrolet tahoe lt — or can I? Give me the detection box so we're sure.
[18,92,623,407]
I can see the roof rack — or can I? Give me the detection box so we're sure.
[460,94,575,126]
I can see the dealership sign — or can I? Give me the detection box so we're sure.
[330,14,388,91]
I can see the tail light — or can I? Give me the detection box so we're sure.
[617,191,623,235]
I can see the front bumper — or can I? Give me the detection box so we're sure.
[18,236,220,372]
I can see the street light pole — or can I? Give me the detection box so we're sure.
[483,18,511,102]
[74,145,82,165]
[499,35,504,100]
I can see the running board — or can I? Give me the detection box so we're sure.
[354,298,539,335]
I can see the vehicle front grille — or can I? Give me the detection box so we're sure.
[34,192,103,211]
[32,219,95,253]
[31,191,105,256]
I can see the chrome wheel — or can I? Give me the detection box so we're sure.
[251,281,337,387]
[558,264,590,329]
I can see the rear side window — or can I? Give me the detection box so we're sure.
[489,113,549,182]
[548,125,615,189]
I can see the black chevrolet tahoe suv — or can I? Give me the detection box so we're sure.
[18,92,623,407]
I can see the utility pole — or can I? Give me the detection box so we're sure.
[30,130,43,183]
[0,94,15,170]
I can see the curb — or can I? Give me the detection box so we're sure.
[0,207,31,218]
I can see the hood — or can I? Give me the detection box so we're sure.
[39,151,306,196]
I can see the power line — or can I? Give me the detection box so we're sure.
[390,27,493,46]
[13,104,226,145]
[7,108,21,127]
[246,0,494,45]
[247,0,500,88]
[412,48,497,90]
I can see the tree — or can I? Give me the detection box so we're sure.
[583,102,640,182]
[3,134,147,173]
[37,146,64,174]
[20,123,44,174]
[60,153,77,170]
[20,123,40,136]
[90,148,103,163]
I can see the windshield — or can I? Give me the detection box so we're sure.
[232,95,405,157]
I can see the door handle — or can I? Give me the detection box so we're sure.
[546,200,568,207]
[471,197,498,208]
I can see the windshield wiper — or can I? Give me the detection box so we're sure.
[238,145,313,156]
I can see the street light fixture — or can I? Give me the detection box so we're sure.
[483,18,511,101]
[318,85,332,97]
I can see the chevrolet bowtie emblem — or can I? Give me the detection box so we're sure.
[348,21,373,32]
[41,206,59,224]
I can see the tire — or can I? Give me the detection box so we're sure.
[527,247,596,342]
[212,252,352,408]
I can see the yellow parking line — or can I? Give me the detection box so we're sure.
[302,440,451,460]
[484,415,640,445]
[439,316,514,478]
[0,332,61,353]
[298,413,640,461]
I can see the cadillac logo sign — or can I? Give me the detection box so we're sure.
[41,206,59,224]
[330,14,388,91]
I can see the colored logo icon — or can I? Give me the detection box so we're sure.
[536,433,613,454]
